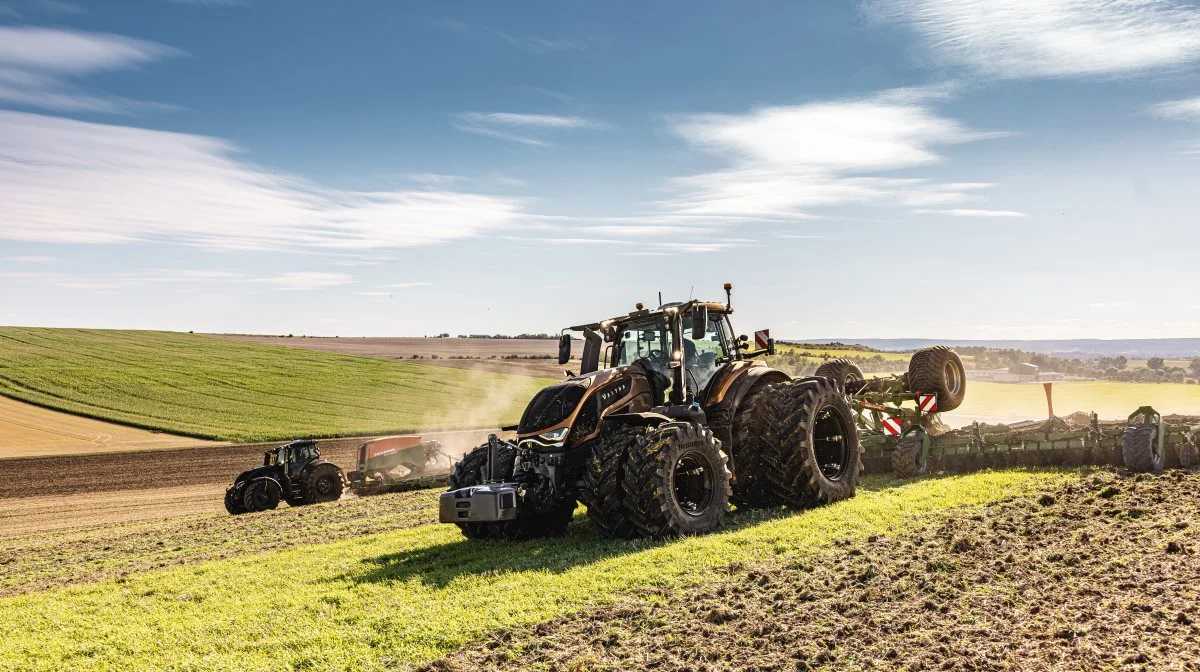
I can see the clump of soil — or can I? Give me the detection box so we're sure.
[425,470,1200,672]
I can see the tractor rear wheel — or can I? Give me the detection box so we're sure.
[303,463,345,504]
[762,377,862,507]
[891,434,929,479]
[242,478,282,513]
[729,386,782,509]
[224,486,247,515]
[582,425,643,538]
[1123,425,1165,473]
[906,346,966,412]
[622,422,730,538]
[814,358,865,390]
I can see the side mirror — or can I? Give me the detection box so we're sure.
[557,334,572,365]
[738,334,750,350]
[691,305,707,340]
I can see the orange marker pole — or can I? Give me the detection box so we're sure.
[1043,382,1054,419]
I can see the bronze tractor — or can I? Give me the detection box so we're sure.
[439,284,962,541]
[224,439,345,514]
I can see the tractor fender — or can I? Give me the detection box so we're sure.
[603,411,673,429]
[723,366,791,413]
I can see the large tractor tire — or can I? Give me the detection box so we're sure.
[891,433,930,479]
[582,426,643,538]
[449,443,575,541]
[224,486,247,515]
[1181,427,1200,469]
[302,462,345,504]
[729,386,783,509]
[622,422,731,538]
[762,377,862,507]
[906,346,966,412]
[814,358,865,390]
[242,477,282,513]
[1123,425,1166,474]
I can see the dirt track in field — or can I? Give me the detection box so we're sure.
[213,334,565,377]
[0,395,223,459]
[428,469,1200,672]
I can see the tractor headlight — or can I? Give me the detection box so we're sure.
[539,427,569,443]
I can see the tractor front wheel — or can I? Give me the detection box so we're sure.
[242,478,282,513]
[623,422,731,538]
[763,377,862,507]
[448,442,575,541]
[224,486,247,515]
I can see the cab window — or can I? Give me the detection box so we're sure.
[683,312,728,393]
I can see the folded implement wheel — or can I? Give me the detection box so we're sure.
[303,463,345,504]
[582,425,644,539]
[1181,427,1200,469]
[623,422,731,538]
[906,346,966,412]
[242,478,282,513]
[1123,425,1166,474]
[762,376,862,507]
[814,358,865,390]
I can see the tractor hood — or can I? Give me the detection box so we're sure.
[516,369,628,442]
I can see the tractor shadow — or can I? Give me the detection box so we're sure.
[341,505,800,590]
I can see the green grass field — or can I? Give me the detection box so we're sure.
[0,470,1065,671]
[0,328,555,442]
[958,381,1200,422]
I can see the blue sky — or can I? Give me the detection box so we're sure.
[3,0,1200,339]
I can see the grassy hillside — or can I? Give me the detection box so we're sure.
[0,470,1064,671]
[0,328,555,442]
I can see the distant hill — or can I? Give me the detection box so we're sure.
[793,338,1200,359]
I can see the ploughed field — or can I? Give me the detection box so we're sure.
[0,327,554,443]
[4,467,1196,671]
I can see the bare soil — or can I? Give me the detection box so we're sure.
[427,469,1200,672]
[0,395,223,459]
[214,334,565,377]
[0,427,493,499]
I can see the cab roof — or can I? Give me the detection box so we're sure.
[568,299,731,332]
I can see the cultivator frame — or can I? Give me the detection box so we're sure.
[862,407,1198,475]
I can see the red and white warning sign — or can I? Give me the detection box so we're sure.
[882,416,903,436]
[917,393,938,413]
[754,329,770,350]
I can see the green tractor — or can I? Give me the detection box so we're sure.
[439,284,967,540]
[224,439,346,514]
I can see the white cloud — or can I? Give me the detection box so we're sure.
[490,30,582,54]
[6,255,55,262]
[454,111,604,145]
[0,26,179,113]
[256,272,353,290]
[1149,96,1200,122]
[913,208,1027,217]
[870,0,1200,79]
[0,111,531,250]
[656,90,1005,220]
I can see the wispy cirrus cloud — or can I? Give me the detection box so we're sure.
[1149,96,1200,122]
[913,208,1026,217]
[255,272,353,290]
[0,26,179,113]
[653,88,1007,221]
[454,111,604,146]
[432,18,583,54]
[0,110,532,250]
[868,0,1200,79]
[0,268,353,291]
